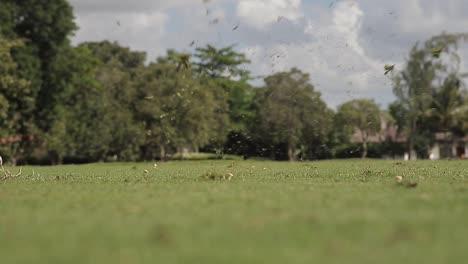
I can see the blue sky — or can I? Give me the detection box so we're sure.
[70,0,468,108]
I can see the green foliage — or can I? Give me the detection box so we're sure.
[134,50,230,159]
[4,0,77,57]
[428,74,466,135]
[194,44,250,79]
[456,92,468,133]
[1,0,77,133]
[253,68,333,160]
[336,99,381,158]
[0,38,35,164]
[82,41,146,69]
[44,45,107,163]
[0,2,17,38]
[335,141,405,159]
[82,41,146,161]
[194,45,255,133]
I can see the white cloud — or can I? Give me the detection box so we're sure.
[70,0,211,13]
[73,11,168,58]
[237,0,303,30]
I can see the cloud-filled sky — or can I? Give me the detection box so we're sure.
[70,0,468,108]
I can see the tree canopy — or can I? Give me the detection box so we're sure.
[253,68,332,161]
[336,99,381,158]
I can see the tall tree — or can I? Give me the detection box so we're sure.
[336,99,381,158]
[429,74,466,134]
[0,38,36,164]
[135,51,229,160]
[391,33,468,159]
[0,0,77,130]
[194,45,255,133]
[80,41,147,161]
[253,68,332,161]
[422,73,468,156]
[455,92,468,134]
[44,45,103,163]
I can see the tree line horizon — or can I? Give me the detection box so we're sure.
[0,0,467,164]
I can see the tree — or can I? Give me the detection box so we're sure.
[457,91,468,134]
[44,45,105,163]
[0,0,77,132]
[134,50,229,160]
[82,41,146,70]
[45,43,149,164]
[194,45,255,131]
[336,99,381,158]
[81,41,147,161]
[391,33,468,159]
[194,45,250,79]
[422,73,467,157]
[253,68,332,161]
[429,74,465,133]
[0,38,36,164]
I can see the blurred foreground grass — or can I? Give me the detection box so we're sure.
[0,160,467,264]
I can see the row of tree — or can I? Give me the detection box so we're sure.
[0,0,467,164]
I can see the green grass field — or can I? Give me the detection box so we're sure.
[1,160,467,264]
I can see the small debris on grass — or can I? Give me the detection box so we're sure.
[144,170,149,174]
[154,164,158,169]
[0,155,22,181]
[393,174,418,188]
[201,172,234,181]
[396,181,418,189]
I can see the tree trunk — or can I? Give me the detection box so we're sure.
[408,136,414,160]
[287,143,296,161]
[362,142,368,159]
[446,132,453,158]
[49,150,62,165]
[160,145,166,161]
[361,131,368,159]
[408,119,416,160]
